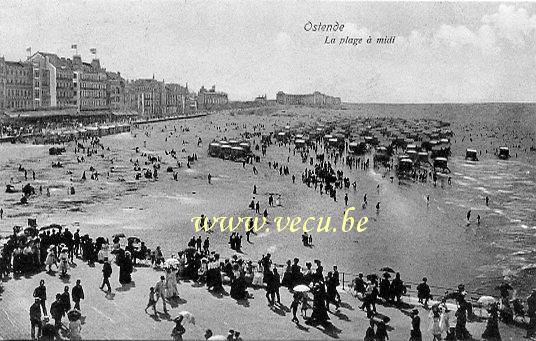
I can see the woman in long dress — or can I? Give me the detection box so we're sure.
[119,251,133,284]
[58,248,70,276]
[166,267,179,298]
[45,247,58,272]
[429,307,443,340]
[97,244,109,263]
[281,260,293,288]
[252,261,264,287]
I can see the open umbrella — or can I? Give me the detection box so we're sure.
[127,236,141,244]
[176,311,195,325]
[293,284,311,293]
[40,224,63,231]
[112,233,126,238]
[380,267,395,273]
[164,258,180,268]
[477,296,497,306]
[207,336,227,341]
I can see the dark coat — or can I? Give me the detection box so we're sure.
[72,285,84,302]
[33,285,47,301]
[30,302,41,321]
[50,300,64,320]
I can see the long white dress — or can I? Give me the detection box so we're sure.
[97,244,109,262]
[166,269,179,298]
[45,250,57,266]
[58,251,69,274]
[252,264,264,287]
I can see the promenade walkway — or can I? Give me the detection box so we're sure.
[0,260,527,340]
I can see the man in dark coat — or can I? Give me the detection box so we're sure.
[33,279,47,315]
[100,257,112,292]
[50,294,64,331]
[72,279,84,311]
[30,297,42,340]
[60,286,71,313]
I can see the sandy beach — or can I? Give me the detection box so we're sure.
[2,104,535,298]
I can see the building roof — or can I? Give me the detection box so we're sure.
[5,61,29,68]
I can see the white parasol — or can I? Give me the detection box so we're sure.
[164,258,180,268]
[293,284,310,293]
[477,295,497,306]
[208,335,227,341]
[176,311,195,325]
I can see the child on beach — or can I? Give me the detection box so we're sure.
[144,287,157,315]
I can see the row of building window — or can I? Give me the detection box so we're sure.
[81,82,106,90]
[7,89,31,97]
[81,99,107,107]
[81,89,106,98]
[8,100,32,109]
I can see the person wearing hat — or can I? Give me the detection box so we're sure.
[33,279,47,315]
[58,246,69,277]
[72,279,84,311]
[171,315,185,341]
[155,275,168,313]
[60,286,71,314]
[234,331,242,341]
[100,257,112,292]
[226,329,234,341]
[30,297,42,340]
[50,293,64,332]
[409,309,422,341]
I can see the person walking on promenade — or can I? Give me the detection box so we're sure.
[155,275,168,314]
[100,258,112,292]
[30,297,42,340]
[50,293,65,332]
[171,315,185,341]
[144,287,157,315]
[72,279,84,311]
[208,173,211,184]
[60,286,71,314]
[525,289,536,338]
[409,309,422,341]
[33,279,48,315]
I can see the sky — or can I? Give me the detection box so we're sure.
[1,1,536,103]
